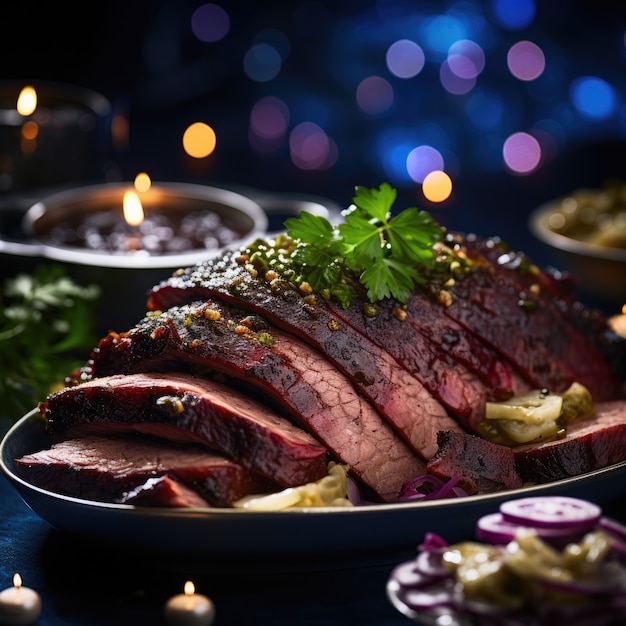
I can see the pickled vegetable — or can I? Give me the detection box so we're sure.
[480,383,593,446]
[387,496,626,626]
[232,462,352,510]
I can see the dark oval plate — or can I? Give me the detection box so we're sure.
[3,409,626,558]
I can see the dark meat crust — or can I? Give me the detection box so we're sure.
[146,253,466,451]
[41,371,329,488]
[69,303,427,502]
[15,433,276,507]
[514,401,626,482]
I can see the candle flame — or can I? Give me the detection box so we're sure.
[17,86,37,116]
[13,573,22,589]
[123,190,144,227]
[184,581,195,596]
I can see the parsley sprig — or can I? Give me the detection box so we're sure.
[285,182,445,306]
[0,264,101,421]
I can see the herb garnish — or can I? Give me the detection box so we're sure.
[285,182,446,306]
[0,264,101,421]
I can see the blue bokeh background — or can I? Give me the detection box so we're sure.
[2,0,626,257]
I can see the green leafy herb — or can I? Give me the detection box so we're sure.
[0,264,101,421]
[285,182,445,305]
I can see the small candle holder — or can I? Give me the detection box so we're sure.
[22,181,268,267]
[0,80,111,194]
[6,181,269,333]
[164,581,215,626]
[0,574,42,625]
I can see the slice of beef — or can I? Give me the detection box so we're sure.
[146,251,467,441]
[69,303,426,502]
[121,475,213,508]
[514,400,626,482]
[426,430,523,495]
[41,372,328,488]
[320,288,534,430]
[450,233,624,400]
[424,401,626,490]
[15,434,276,506]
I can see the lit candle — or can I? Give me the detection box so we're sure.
[0,80,111,193]
[123,187,145,252]
[164,580,215,626]
[0,574,42,625]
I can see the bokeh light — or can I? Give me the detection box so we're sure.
[249,96,290,153]
[447,40,485,79]
[570,76,618,120]
[492,0,535,30]
[421,14,468,57]
[386,40,425,79]
[422,170,453,202]
[507,41,545,81]
[191,4,230,43]
[133,172,152,192]
[289,122,336,170]
[376,130,416,184]
[182,122,217,158]
[243,43,282,82]
[406,145,445,183]
[440,60,477,95]
[356,76,394,115]
[502,131,541,174]
[123,2,626,187]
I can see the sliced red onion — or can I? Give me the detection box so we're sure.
[396,579,457,610]
[420,532,449,551]
[398,473,468,502]
[414,549,450,578]
[598,515,626,541]
[388,561,438,589]
[388,498,626,626]
[499,496,601,531]
[476,512,586,548]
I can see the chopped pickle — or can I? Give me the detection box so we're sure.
[559,381,594,425]
[492,417,561,444]
[480,383,593,446]
[505,529,573,582]
[485,390,562,424]
[443,529,616,611]
[232,462,352,511]
[562,531,611,577]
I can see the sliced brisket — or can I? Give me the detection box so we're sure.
[514,400,626,482]
[424,401,626,491]
[121,475,213,508]
[42,372,328,488]
[425,430,523,495]
[321,290,533,430]
[146,252,469,440]
[15,434,276,506]
[450,233,623,400]
[70,303,426,502]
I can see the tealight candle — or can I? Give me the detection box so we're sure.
[0,574,42,625]
[0,80,111,194]
[164,581,215,626]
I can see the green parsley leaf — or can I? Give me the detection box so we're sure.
[0,264,101,421]
[351,182,397,221]
[284,182,447,307]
